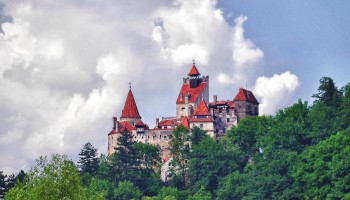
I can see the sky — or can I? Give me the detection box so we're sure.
[0,0,349,174]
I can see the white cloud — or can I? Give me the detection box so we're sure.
[253,71,300,115]
[215,15,264,87]
[152,0,229,66]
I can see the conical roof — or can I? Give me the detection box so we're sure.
[188,65,200,76]
[193,100,210,116]
[121,89,141,118]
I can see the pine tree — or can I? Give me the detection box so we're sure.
[78,142,99,175]
[109,130,141,185]
[0,171,6,199]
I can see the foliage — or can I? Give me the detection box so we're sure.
[109,131,141,185]
[5,154,88,200]
[292,129,350,199]
[188,137,240,193]
[78,142,99,175]
[113,181,142,200]
[0,171,6,199]
[168,125,190,188]
[190,126,207,145]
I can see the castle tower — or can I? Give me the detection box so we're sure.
[189,99,215,137]
[176,61,209,118]
[107,87,142,156]
[233,88,259,122]
[120,88,141,125]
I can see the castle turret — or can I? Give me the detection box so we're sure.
[120,87,142,125]
[233,88,259,122]
[176,61,209,118]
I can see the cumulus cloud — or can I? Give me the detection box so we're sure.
[253,71,300,115]
[0,0,299,175]
[216,15,264,86]
[152,0,230,66]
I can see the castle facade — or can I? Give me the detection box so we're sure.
[107,64,259,162]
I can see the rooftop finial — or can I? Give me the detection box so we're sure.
[193,59,195,66]
[129,82,131,90]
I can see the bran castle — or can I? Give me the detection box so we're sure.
[107,63,259,171]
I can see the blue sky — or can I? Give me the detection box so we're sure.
[218,0,350,100]
[0,0,349,174]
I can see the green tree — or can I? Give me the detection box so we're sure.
[168,125,190,188]
[341,83,350,128]
[97,154,109,180]
[87,177,114,200]
[113,181,142,200]
[157,186,189,200]
[134,142,162,196]
[78,142,99,175]
[109,131,141,185]
[5,154,87,200]
[188,137,240,193]
[227,115,273,159]
[312,77,342,107]
[190,126,207,145]
[0,171,6,199]
[188,186,212,200]
[292,129,350,199]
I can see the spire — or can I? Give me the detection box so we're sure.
[188,60,200,76]
[121,88,141,118]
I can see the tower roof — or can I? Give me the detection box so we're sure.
[121,89,141,118]
[233,88,259,104]
[193,100,211,116]
[188,65,200,76]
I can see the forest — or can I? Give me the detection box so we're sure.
[1,77,349,200]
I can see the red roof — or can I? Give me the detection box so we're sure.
[121,89,141,118]
[193,100,210,116]
[176,83,207,103]
[233,88,259,104]
[159,118,179,127]
[189,116,214,122]
[188,65,200,76]
[181,116,189,128]
[118,121,134,132]
[135,119,145,126]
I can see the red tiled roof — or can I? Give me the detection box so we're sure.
[189,116,214,122]
[118,121,134,132]
[121,89,141,118]
[188,65,200,76]
[181,116,189,128]
[233,88,259,104]
[159,118,179,127]
[135,120,146,126]
[176,83,207,103]
[193,100,210,116]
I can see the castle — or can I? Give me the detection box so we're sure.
[107,63,259,163]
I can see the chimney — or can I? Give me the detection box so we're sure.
[213,95,217,104]
[113,117,118,130]
[156,118,159,127]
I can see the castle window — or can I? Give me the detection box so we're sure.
[227,118,230,122]
[200,124,203,129]
[160,135,162,139]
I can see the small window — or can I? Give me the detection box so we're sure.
[160,135,162,139]
[227,118,230,122]
[164,136,167,139]
[200,124,203,129]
